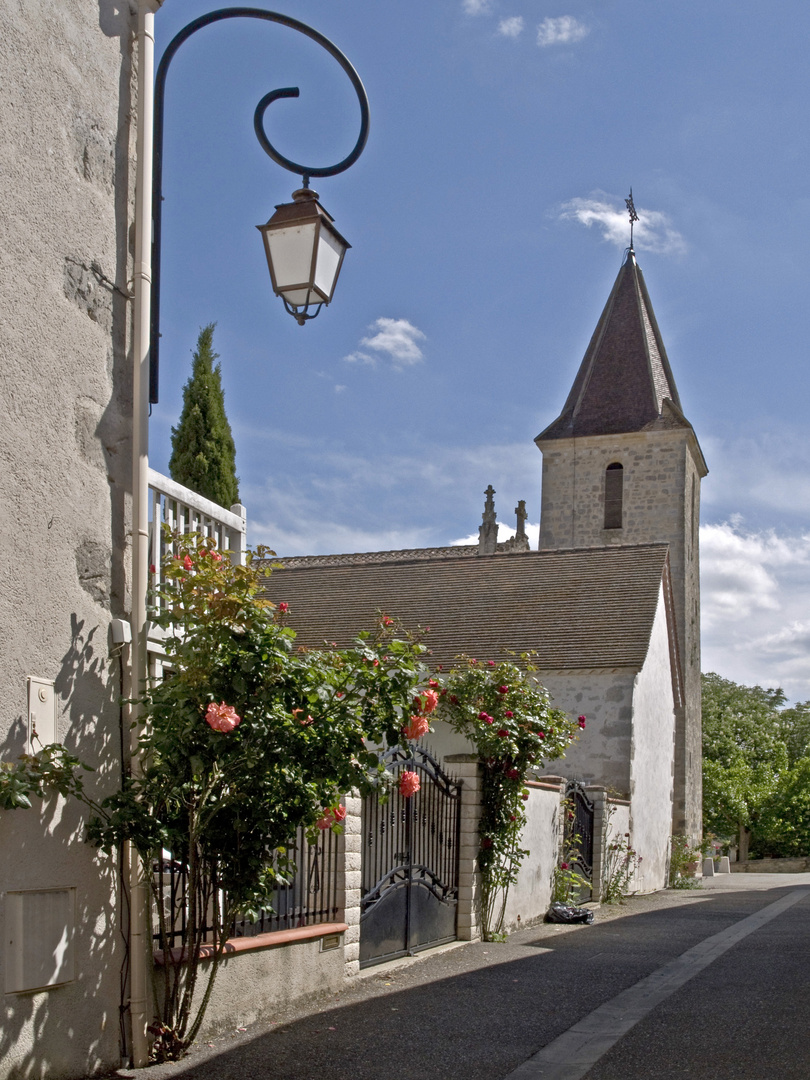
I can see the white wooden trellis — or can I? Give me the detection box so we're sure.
[146,468,247,674]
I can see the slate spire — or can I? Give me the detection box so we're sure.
[537,250,688,441]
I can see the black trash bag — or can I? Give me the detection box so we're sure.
[545,900,594,924]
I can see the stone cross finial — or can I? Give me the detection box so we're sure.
[478,485,498,555]
[515,499,527,540]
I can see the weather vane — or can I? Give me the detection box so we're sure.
[625,188,639,250]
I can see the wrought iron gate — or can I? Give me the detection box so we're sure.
[565,779,595,900]
[360,745,462,968]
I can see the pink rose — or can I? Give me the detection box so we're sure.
[332,805,347,822]
[183,554,193,571]
[149,563,156,574]
[316,814,332,831]
[414,689,439,714]
[211,551,222,562]
[537,731,545,739]
[403,715,430,741]
[487,660,496,667]
[205,702,241,733]
[278,602,289,614]
[382,615,393,626]
[478,711,494,724]
[399,771,420,798]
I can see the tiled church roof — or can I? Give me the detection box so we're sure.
[537,250,689,440]
[259,543,671,672]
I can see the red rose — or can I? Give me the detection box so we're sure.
[497,729,509,738]
[278,602,289,614]
[504,710,514,718]
[498,685,509,694]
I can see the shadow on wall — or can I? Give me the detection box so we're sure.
[0,613,125,1078]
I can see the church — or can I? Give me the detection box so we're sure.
[262,244,708,892]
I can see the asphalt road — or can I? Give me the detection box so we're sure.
[111,874,810,1080]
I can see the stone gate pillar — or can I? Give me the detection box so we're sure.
[446,754,483,941]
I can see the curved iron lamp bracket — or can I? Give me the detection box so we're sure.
[150,7,370,403]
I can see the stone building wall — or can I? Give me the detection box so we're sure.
[537,426,704,839]
[0,1,136,1075]
[539,670,636,797]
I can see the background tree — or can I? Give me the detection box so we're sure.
[169,323,239,508]
[702,672,810,859]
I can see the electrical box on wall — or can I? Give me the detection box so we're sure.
[27,677,57,750]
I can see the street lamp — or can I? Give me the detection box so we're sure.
[149,7,370,402]
[129,4,369,1065]
[257,186,349,325]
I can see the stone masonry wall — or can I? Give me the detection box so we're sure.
[537,427,704,840]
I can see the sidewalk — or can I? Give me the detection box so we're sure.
[103,876,810,1080]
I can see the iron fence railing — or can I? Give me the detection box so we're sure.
[152,825,340,949]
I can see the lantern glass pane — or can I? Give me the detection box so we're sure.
[281,286,318,306]
[265,222,317,290]
[313,228,345,299]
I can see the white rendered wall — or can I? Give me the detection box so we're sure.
[502,783,564,932]
[628,584,677,892]
[0,0,135,1074]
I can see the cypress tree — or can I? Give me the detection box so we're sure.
[169,324,240,508]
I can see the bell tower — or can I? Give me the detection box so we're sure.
[535,247,708,839]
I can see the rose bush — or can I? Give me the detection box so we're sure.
[13,529,434,1061]
[437,655,580,939]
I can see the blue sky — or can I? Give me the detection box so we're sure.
[149,0,810,700]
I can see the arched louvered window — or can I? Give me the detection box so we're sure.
[604,463,623,529]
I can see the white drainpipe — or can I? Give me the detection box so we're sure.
[130,0,162,1066]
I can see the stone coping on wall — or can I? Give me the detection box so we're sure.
[526,779,566,792]
[153,922,348,966]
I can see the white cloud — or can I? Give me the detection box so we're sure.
[700,520,810,702]
[536,16,589,47]
[451,521,540,546]
[243,437,540,558]
[462,0,493,14]
[498,16,524,37]
[701,430,810,525]
[558,193,687,256]
[344,317,426,370]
